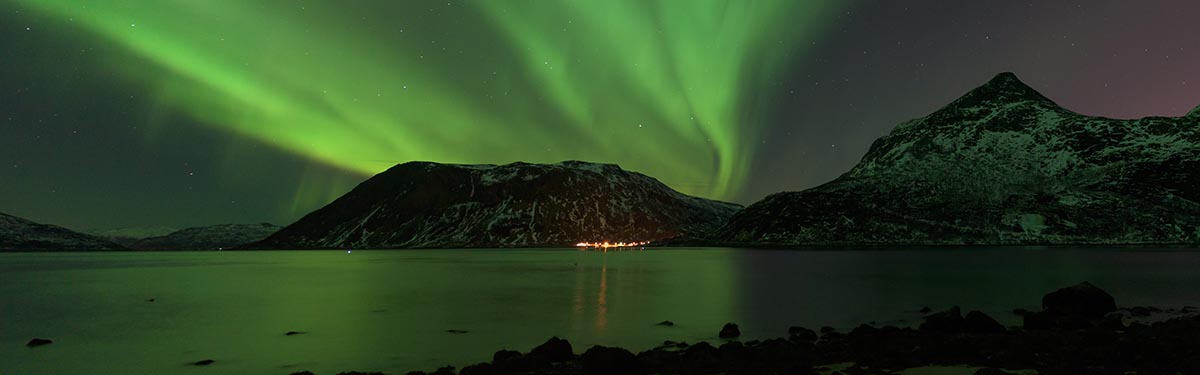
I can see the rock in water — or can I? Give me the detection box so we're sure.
[26,338,53,347]
[718,323,741,338]
[247,161,741,249]
[1042,281,1117,318]
[714,72,1200,245]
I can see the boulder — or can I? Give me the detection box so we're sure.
[964,310,1006,333]
[719,323,741,338]
[458,363,494,375]
[788,326,818,342]
[492,349,521,363]
[1042,282,1117,318]
[1128,306,1160,317]
[681,341,720,371]
[529,336,574,363]
[581,345,644,375]
[491,349,526,372]
[1099,312,1127,330]
[920,306,965,333]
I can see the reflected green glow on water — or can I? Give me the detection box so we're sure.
[1,248,1199,375]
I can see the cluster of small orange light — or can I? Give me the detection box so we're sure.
[574,241,650,248]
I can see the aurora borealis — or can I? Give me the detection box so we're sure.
[3,1,1200,230]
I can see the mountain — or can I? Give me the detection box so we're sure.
[131,223,281,250]
[249,161,742,249]
[0,212,126,250]
[89,225,178,246]
[715,72,1200,245]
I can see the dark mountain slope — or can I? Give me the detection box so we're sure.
[250,161,741,249]
[0,212,126,250]
[131,223,280,250]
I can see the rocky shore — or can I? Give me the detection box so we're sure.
[289,282,1198,375]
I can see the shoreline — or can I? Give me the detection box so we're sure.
[299,282,1199,375]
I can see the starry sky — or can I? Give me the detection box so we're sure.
[2,1,1198,231]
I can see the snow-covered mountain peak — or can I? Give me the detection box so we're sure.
[940,72,1057,113]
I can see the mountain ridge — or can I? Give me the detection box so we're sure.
[0,212,127,251]
[714,72,1200,245]
[249,160,741,249]
[130,223,280,250]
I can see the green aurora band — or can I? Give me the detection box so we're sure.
[17,0,840,204]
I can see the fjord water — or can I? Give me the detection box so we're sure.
[3,248,1200,375]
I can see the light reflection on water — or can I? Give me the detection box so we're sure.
[1,248,1199,375]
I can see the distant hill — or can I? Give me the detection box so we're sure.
[131,223,281,250]
[0,212,126,251]
[89,225,179,246]
[248,161,742,249]
[714,73,1200,245]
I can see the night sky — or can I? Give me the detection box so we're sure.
[2,1,1198,231]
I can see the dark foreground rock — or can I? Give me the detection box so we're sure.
[26,338,53,347]
[718,323,741,338]
[1042,281,1117,318]
[388,282,1199,375]
[1025,282,1120,331]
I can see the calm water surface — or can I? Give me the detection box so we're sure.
[3,248,1199,374]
